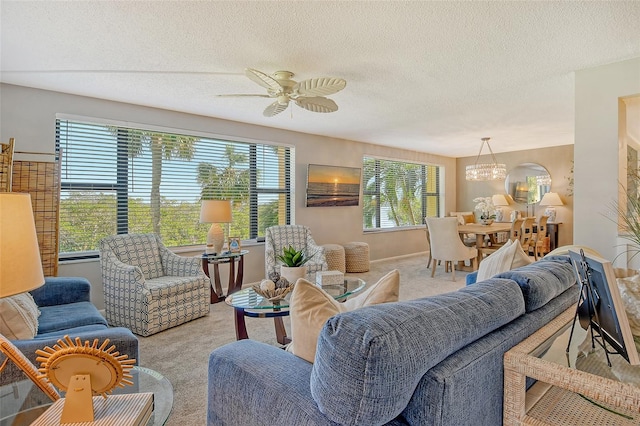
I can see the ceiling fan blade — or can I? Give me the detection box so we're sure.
[295,97,338,113]
[216,94,272,98]
[295,78,346,97]
[245,68,283,92]
[263,100,289,117]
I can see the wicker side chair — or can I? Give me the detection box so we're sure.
[99,233,210,336]
[264,225,327,279]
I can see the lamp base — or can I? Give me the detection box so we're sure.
[207,223,225,255]
[544,207,557,222]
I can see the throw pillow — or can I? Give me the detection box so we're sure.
[476,240,532,282]
[287,269,400,363]
[477,240,515,282]
[0,292,40,340]
[511,239,533,269]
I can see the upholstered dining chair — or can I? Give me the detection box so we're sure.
[426,217,478,281]
[99,233,210,336]
[264,225,328,279]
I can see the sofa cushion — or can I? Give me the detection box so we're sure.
[288,270,400,363]
[494,257,576,312]
[310,278,525,425]
[37,302,108,334]
[0,292,40,339]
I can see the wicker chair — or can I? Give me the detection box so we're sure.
[99,233,210,336]
[264,225,327,279]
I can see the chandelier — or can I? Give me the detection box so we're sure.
[465,137,507,181]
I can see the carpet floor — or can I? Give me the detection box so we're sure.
[137,252,469,426]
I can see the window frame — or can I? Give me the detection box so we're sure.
[56,115,293,259]
[362,155,443,231]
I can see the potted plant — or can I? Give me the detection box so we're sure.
[473,196,497,225]
[277,245,314,284]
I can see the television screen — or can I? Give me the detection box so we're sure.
[569,250,640,365]
[306,164,361,207]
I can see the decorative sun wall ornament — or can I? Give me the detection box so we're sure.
[35,335,136,423]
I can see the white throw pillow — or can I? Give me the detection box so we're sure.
[287,269,400,363]
[0,292,40,340]
[476,240,515,282]
[476,240,532,282]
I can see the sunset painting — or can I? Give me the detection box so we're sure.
[306,164,361,207]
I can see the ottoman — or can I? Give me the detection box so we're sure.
[322,244,346,273]
[343,242,370,273]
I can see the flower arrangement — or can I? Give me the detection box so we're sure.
[473,197,496,220]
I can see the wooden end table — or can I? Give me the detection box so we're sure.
[201,250,249,303]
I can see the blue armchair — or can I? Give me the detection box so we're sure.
[0,277,138,385]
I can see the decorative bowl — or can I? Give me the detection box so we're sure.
[251,280,294,302]
[480,219,494,225]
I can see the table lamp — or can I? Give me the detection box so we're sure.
[199,200,232,255]
[0,193,59,401]
[492,194,510,222]
[539,192,563,222]
[0,192,45,297]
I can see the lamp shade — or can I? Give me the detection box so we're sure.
[199,200,232,223]
[492,194,510,206]
[0,193,45,297]
[539,192,564,206]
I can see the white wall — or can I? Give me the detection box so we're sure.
[1,83,457,307]
[574,57,640,265]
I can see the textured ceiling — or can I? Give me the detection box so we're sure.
[2,1,640,157]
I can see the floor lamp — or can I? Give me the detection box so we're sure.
[0,193,60,401]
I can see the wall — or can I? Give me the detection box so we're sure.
[574,57,640,266]
[456,144,574,247]
[0,83,457,307]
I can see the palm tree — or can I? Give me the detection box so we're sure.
[111,128,198,235]
[196,145,250,201]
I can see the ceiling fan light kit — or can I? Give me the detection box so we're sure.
[220,68,347,117]
[466,137,507,181]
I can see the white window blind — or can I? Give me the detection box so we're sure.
[56,119,292,256]
[362,156,442,229]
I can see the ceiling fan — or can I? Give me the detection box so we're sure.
[218,68,347,117]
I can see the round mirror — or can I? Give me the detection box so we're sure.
[505,163,551,205]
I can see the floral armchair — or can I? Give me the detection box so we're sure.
[99,233,210,336]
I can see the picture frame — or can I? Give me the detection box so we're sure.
[568,250,640,365]
[306,164,361,207]
[228,237,241,253]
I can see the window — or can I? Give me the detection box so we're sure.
[362,157,442,230]
[56,118,292,256]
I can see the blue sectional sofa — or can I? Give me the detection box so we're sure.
[1,277,138,385]
[207,256,579,426]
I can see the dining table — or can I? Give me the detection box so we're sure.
[458,222,513,265]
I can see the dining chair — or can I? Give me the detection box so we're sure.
[520,217,537,255]
[426,217,478,281]
[532,215,551,260]
[482,218,525,258]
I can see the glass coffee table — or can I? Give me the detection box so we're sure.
[504,307,640,425]
[0,366,173,426]
[226,277,366,345]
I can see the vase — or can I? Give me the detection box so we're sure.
[280,265,308,285]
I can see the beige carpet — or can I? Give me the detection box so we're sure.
[137,253,469,426]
